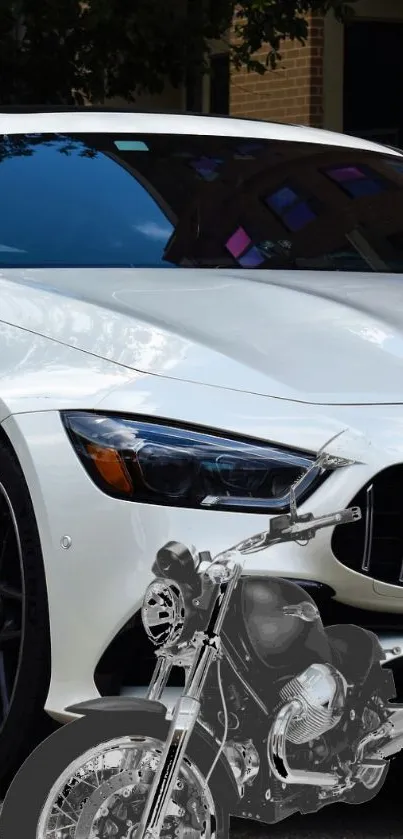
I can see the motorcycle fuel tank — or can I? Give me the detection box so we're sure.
[229,577,333,682]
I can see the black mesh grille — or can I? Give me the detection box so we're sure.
[332,465,403,587]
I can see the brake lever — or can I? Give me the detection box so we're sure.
[236,506,361,555]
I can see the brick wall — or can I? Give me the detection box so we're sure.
[230,14,325,127]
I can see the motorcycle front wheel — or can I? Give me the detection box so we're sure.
[0,709,232,839]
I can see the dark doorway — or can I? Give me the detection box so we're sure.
[209,53,230,115]
[344,20,403,147]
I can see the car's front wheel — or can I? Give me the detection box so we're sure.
[0,438,53,792]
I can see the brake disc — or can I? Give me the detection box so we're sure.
[75,769,140,838]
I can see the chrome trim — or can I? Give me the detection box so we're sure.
[355,704,403,765]
[361,483,374,573]
[282,602,320,622]
[146,656,172,702]
[377,632,403,664]
[135,696,201,839]
[267,700,339,788]
[223,740,260,791]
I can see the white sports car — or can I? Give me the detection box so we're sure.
[1,108,403,781]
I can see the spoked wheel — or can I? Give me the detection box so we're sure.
[41,735,216,839]
[0,710,231,839]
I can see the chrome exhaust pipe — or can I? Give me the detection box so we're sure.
[377,733,403,760]
[369,706,403,760]
[267,700,339,788]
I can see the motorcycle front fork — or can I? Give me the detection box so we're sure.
[135,645,215,839]
[135,568,241,839]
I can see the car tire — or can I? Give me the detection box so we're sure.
[0,438,54,793]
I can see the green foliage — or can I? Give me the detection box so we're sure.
[0,0,355,105]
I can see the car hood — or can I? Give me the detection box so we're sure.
[1,267,403,405]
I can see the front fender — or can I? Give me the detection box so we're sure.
[66,696,167,716]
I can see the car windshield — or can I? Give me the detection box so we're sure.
[1,131,403,272]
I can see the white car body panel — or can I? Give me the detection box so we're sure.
[2,110,400,153]
[1,268,403,406]
[1,110,403,721]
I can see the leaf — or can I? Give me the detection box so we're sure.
[0,0,355,105]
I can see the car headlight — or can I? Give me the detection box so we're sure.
[61,412,325,513]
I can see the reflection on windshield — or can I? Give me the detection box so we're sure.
[1,132,403,271]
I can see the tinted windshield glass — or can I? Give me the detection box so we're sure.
[2,131,403,271]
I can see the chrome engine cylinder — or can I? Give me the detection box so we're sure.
[279,663,347,744]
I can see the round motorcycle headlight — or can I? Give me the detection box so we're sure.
[141,579,186,647]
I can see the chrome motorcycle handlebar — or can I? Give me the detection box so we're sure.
[211,506,361,570]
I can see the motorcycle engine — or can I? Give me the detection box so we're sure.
[279,662,347,744]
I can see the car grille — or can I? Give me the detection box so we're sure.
[332,465,403,587]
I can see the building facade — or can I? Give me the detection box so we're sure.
[230,0,403,146]
[125,0,403,147]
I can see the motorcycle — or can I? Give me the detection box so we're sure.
[2,485,403,839]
